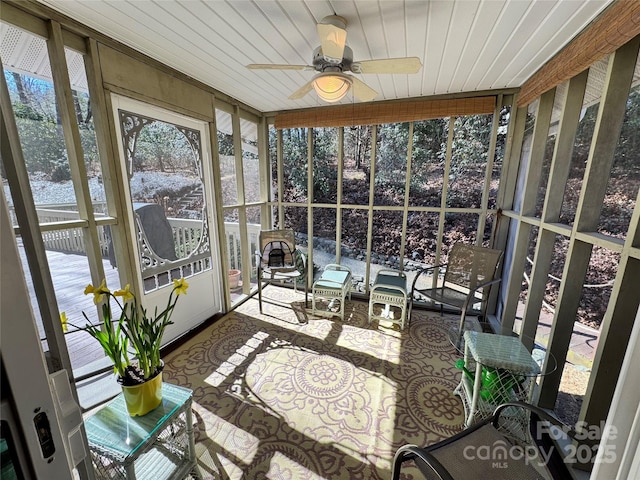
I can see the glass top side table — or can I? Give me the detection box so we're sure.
[85,382,197,479]
[455,331,542,437]
[465,331,541,375]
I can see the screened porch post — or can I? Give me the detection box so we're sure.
[499,88,555,335]
[539,37,640,420]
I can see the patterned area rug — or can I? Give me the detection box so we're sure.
[163,287,476,479]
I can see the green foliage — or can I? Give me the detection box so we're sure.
[573,103,598,163]
[50,159,72,182]
[218,131,234,156]
[312,128,338,201]
[376,123,410,181]
[616,87,640,167]
[450,114,491,177]
[344,125,372,170]
[14,116,67,174]
[121,295,174,380]
[281,128,309,199]
[64,279,188,384]
[79,306,130,378]
[12,102,43,121]
[5,71,101,179]
[135,122,193,173]
[409,118,448,194]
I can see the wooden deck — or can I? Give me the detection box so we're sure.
[17,239,121,372]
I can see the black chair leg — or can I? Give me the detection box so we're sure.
[258,276,263,313]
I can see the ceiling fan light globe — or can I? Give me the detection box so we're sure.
[312,73,352,102]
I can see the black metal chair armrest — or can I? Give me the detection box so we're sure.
[461,276,503,311]
[392,401,579,480]
[392,444,454,480]
[409,263,448,293]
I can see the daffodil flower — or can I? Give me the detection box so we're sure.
[114,284,135,302]
[84,279,110,304]
[173,278,189,295]
[75,277,187,383]
[60,312,68,333]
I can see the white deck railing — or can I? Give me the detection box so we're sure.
[34,207,111,256]
[11,204,260,271]
[224,222,261,271]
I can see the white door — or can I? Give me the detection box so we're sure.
[110,95,221,343]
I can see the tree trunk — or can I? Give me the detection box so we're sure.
[12,72,29,104]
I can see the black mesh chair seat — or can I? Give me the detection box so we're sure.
[392,402,579,480]
[255,229,307,313]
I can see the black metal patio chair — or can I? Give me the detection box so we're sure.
[255,229,308,313]
[391,401,581,480]
[409,243,502,350]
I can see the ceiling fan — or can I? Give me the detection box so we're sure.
[247,15,422,103]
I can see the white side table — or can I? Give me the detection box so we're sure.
[312,264,352,321]
[454,331,541,440]
[369,269,408,329]
[85,382,198,479]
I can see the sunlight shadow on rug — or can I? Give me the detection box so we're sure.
[162,288,476,479]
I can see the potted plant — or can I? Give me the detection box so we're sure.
[61,277,188,416]
[228,269,241,289]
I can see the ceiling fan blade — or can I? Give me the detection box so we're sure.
[288,79,315,100]
[247,64,310,70]
[352,57,422,74]
[317,16,347,63]
[351,77,378,102]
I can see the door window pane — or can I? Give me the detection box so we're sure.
[118,110,211,292]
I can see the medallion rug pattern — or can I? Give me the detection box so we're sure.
[163,288,471,479]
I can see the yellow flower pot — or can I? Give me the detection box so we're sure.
[121,371,163,416]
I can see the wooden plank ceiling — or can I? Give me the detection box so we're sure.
[15,1,617,113]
